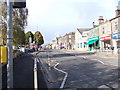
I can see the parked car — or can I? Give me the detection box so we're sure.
[60,46,65,49]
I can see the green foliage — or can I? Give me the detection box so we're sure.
[1,3,28,46]
[34,31,44,45]
[25,31,34,44]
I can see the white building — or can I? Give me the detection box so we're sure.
[75,28,90,51]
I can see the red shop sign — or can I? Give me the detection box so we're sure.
[100,36,111,41]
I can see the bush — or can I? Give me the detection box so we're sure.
[13,49,22,58]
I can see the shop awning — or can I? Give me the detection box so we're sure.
[85,39,98,45]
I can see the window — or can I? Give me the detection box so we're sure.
[69,39,71,43]
[69,35,71,38]
[84,42,87,48]
[78,43,79,48]
[115,22,118,30]
[102,27,105,34]
[80,43,82,48]
[82,32,88,36]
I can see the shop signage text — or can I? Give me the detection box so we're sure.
[112,32,120,39]
[100,36,111,41]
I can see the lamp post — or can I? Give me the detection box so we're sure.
[6,0,13,88]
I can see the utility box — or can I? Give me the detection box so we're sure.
[0,46,8,63]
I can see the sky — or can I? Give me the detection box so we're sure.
[25,0,119,45]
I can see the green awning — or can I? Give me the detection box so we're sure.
[85,39,98,45]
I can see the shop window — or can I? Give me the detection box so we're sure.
[115,22,118,30]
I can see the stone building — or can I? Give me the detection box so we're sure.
[86,26,99,51]
[99,16,112,51]
[64,32,75,49]
[110,5,120,53]
[87,5,120,53]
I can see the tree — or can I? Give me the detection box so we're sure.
[25,31,34,44]
[0,3,28,46]
[12,8,28,46]
[13,28,26,46]
[34,31,44,45]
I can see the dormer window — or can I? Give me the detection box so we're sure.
[82,32,88,37]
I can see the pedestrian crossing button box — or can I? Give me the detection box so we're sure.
[0,46,8,63]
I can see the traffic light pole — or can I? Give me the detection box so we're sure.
[7,0,13,88]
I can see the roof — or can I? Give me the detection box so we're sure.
[65,32,75,36]
[86,26,99,31]
[109,15,120,21]
[77,28,91,34]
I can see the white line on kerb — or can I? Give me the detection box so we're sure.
[34,56,38,89]
[54,63,68,88]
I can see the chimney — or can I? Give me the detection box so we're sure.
[98,16,104,25]
[115,6,120,17]
[118,1,120,9]
[93,22,94,28]
[93,22,96,28]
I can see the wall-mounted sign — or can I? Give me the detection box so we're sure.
[100,36,111,41]
[112,32,120,39]
[88,36,99,41]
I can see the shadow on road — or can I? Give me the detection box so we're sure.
[39,52,95,59]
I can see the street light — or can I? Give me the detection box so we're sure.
[6,0,26,88]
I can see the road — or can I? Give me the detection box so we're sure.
[37,49,119,89]
[1,49,119,89]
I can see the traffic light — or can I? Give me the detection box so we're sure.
[13,0,26,8]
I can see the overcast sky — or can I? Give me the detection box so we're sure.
[25,0,119,45]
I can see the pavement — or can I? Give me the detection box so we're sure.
[2,52,47,89]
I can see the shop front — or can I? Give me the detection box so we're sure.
[85,36,100,51]
[100,35,111,50]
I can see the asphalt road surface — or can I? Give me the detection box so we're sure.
[1,49,119,89]
[37,49,119,89]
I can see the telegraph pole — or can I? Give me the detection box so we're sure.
[6,0,13,88]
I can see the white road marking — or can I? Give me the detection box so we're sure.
[92,59,98,60]
[34,56,38,89]
[97,60,105,64]
[54,63,68,88]
[90,58,105,64]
